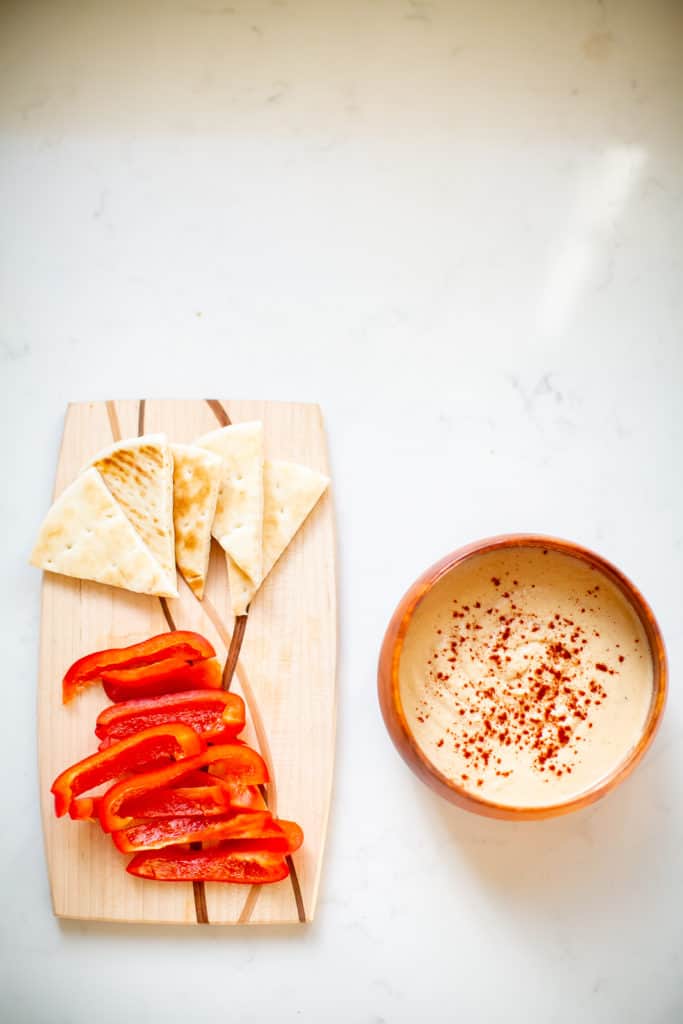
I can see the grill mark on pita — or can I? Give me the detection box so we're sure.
[139,445,164,463]
[182,531,200,552]
[97,454,157,481]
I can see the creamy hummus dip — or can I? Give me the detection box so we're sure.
[399,546,653,808]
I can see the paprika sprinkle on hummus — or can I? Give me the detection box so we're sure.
[399,547,653,808]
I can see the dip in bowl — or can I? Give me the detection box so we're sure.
[378,536,667,820]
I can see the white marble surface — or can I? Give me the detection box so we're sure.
[1,1,682,1021]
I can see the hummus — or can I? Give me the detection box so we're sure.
[399,546,653,808]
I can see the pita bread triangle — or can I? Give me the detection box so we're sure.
[227,557,257,617]
[30,467,178,597]
[89,433,177,595]
[226,458,329,616]
[195,422,264,585]
[171,443,222,599]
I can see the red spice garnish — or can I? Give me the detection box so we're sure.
[416,578,610,780]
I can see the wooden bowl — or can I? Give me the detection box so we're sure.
[377,534,667,821]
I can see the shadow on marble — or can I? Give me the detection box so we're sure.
[416,727,677,915]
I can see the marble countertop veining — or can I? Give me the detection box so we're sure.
[1,2,682,1022]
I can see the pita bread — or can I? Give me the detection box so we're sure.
[89,433,177,595]
[195,422,264,585]
[227,556,257,617]
[226,459,329,615]
[30,468,178,597]
[171,443,222,599]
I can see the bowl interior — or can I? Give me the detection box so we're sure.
[392,537,666,818]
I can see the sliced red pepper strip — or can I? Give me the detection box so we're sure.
[127,847,290,884]
[173,772,267,811]
[170,769,218,788]
[222,783,268,812]
[51,724,204,818]
[102,657,222,702]
[112,810,275,853]
[217,820,304,854]
[99,743,268,832]
[274,820,303,853]
[117,785,231,820]
[69,787,271,824]
[95,690,244,747]
[69,796,100,822]
[170,769,220,788]
[62,631,216,704]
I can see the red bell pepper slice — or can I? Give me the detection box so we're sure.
[70,785,234,821]
[70,788,272,825]
[100,743,268,832]
[112,810,276,853]
[69,796,100,822]
[117,785,231,820]
[95,690,244,748]
[171,769,222,788]
[51,724,204,817]
[221,783,268,812]
[101,657,222,703]
[127,847,290,884]
[63,631,216,704]
[172,771,267,811]
[220,819,303,854]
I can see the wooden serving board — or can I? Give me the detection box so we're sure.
[38,399,336,925]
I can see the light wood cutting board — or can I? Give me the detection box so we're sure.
[37,399,336,925]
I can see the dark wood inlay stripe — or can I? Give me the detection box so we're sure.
[192,877,209,924]
[137,399,146,437]
[286,856,306,923]
[222,614,248,691]
[200,596,277,811]
[205,399,231,426]
[159,596,177,632]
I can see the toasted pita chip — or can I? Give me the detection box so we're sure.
[171,443,222,599]
[90,433,176,595]
[226,459,329,615]
[30,468,178,597]
[195,422,264,585]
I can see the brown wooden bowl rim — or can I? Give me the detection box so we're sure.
[377,533,668,821]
